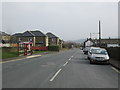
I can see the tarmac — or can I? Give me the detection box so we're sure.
[1,50,120,71]
[109,59,120,70]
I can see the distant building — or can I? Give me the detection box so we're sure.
[93,38,120,47]
[83,38,120,48]
[84,38,94,47]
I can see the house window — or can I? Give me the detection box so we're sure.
[18,38,21,41]
[28,38,32,42]
[51,38,54,42]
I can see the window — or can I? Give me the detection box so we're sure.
[28,38,32,42]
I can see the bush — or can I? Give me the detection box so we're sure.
[48,45,60,51]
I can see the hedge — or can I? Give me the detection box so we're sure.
[48,45,60,51]
[2,47,18,52]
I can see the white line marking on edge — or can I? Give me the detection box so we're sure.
[1,55,42,64]
[50,69,62,81]
[26,55,41,58]
[1,58,25,64]
[63,61,68,66]
[111,67,120,73]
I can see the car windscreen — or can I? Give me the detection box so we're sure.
[91,49,108,55]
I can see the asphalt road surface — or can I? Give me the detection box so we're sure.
[2,48,119,88]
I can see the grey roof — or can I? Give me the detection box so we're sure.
[12,33,23,36]
[46,32,58,38]
[22,31,34,37]
[12,30,46,37]
[31,31,46,37]
[0,31,10,36]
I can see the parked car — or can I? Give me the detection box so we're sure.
[83,47,91,54]
[88,47,109,64]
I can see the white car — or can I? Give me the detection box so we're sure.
[83,47,91,54]
[88,47,110,64]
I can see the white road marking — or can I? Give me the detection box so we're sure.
[69,58,71,61]
[111,67,120,73]
[1,58,25,64]
[1,55,42,64]
[50,69,62,81]
[63,61,68,66]
[71,56,73,58]
[26,55,41,58]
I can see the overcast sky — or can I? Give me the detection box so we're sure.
[1,1,118,40]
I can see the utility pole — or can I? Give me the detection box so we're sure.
[98,20,101,47]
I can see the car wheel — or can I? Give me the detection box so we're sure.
[88,57,90,60]
[106,61,110,65]
[90,60,93,64]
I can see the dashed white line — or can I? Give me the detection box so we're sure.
[71,56,73,58]
[69,58,71,61]
[63,61,68,66]
[50,69,62,81]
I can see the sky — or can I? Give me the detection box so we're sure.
[1,1,119,41]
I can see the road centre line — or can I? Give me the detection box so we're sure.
[50,69,62,82]
[70,50,79,58]
[69,58,71,61]
[63,61,68,66]
[111,67,120,73]
[71,56,73,58]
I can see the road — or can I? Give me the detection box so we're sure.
[2,48,119,88]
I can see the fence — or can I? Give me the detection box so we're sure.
[31,46,48,51]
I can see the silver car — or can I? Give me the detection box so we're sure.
[88,47,110,64]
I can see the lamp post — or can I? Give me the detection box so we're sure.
[98,20,101,47]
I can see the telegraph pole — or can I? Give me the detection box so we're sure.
[98,20,101,47]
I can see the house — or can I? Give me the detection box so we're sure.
[12,30,48,47]
[46,32,59,46]
[46,32,63,48]
[0,31,11,44]
[59,39,63,48]
[84,38,94,47]
[93,38,120,47]
[11,33,23,43]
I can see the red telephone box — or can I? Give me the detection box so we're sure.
[18,42,33,56]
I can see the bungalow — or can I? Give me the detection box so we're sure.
[12,30,48,47]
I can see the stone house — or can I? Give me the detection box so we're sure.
[46,32,63,48]
[46,32,59,46]
[0,31,11,43]
[12,31,48,47]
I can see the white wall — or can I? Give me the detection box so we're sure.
[85,41,93,47]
